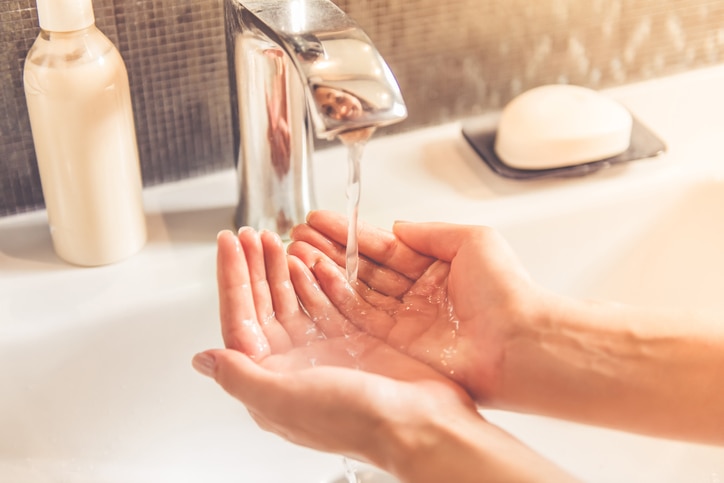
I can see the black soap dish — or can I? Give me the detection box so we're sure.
[461,116,667,180]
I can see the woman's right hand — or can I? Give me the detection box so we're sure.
[289,211,549,406]
[290,212,724,445]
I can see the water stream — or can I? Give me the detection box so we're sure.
[337,127,375,483]
[339,128,374,284]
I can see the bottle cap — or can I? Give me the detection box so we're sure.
[36,0,95,32]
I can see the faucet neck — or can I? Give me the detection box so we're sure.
[228,0,407,139]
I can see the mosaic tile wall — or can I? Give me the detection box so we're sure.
[2,0,724,216]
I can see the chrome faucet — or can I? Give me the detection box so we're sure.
[224,0,407,236]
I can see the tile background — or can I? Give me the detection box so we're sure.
[2,0,724,216]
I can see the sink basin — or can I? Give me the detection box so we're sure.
[3,65,724,482]
[486,175,724,482]
[343,136,724,481]
[500,176,724,310]
[0,178,352,483]
[0,302,350,482]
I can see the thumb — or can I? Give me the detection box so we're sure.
[192,349,281,409]
[393,222,476,261]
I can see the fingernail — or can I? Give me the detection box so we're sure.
[217,229,233,240]
[192,352,216,378]
[260,229,283,246]
[288,224,300,239]
[393,220,412,225]
[217,230,241,252]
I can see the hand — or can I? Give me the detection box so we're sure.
[193,228,479,464]
[289,211,547,406]
[290,212,724,445]
[193,228,576,482]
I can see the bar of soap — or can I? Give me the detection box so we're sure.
[494,85,633,170]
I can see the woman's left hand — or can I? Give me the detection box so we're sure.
[192,229,478,464]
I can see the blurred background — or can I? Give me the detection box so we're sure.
[2,0,723,216]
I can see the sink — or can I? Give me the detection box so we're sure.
[3,64,724,482]
[0,263,348,483]
[500,176,724,310]
[485,175,724,482]
[0,179,351,483]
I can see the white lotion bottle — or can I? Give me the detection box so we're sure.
[24,0,147,266]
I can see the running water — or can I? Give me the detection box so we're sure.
[343,457,360,483]
[339,127,375,284]
[336,127,375,483]
[345,142,362,283]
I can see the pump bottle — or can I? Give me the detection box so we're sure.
[24,0,146,266]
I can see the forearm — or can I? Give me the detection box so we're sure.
[501,294,724,443]
[374,407,577,483]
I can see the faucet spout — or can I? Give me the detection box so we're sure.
[225,0,407,235]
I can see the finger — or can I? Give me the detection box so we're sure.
[407,260,451,299]
[287,232,344,276]
[259,233,322,347]
[301,210,435,279]
[289,221,341,259]
[237,227,272,322]
[394,222,531,286]
[392,222,475,261]
[260,230,300,320]
[216,230,271,359]
[387,261,452,350]
[196,349,388,456]
[194,350,318,450]
[354,281,403,314]
[312,258,397,340]
[289,240,402,314]
[288,237,413,298]
[288,255,352,338]
[194,349,287,415]
[237,228,292,353]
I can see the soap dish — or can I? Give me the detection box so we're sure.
[461,115,667,180]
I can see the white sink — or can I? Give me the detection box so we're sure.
[0,204,348,482]
[3,64,724,482]
[500,176,724,310]
[485,175,724,482]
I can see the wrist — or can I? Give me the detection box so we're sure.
[509,297,724,442]
[376,407,481,483]
[495,291,601,413]
[373,404,574,483]
[485,286,567,406]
